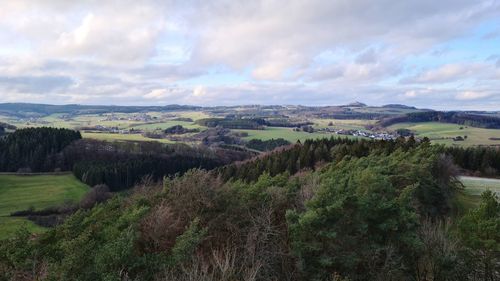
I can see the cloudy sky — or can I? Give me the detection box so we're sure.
[0,0,499,109]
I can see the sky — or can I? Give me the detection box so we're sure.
[0,0,499,110]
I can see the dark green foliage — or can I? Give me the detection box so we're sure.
[219,136,419,182]
[67,140,251,191]
[396,128,413,137]
[446,146,500,177]
[0,136,496,280]
[379,111,500,129]
[287,147,457,280]
[196,117,266,129]
[458,191,500,280]
[245,138,291,151]
[264,119,313,127]
[0,127,81,172]
[164,125,198,134]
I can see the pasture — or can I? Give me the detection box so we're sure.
[235,127,359,143]
[388,122,500,146]
[460,176,500,197]
[0,174,89,239]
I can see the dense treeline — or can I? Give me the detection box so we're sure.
[0,127,252,190]
[0,127,81,172]
[4,142,497,280]
[446,146,500,176]
[378,111,500,128]
[245,138,291,151]
[196,117,267,129]
[224,135,500,181]
[219,136,422,182]
[0,122,15,136]
[65,139,252,191]
[264,119,313,127]
[164,125,199,134]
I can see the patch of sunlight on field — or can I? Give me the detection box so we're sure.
[0,174,89,239]
[388,122,500,146]
[460,176,500,197]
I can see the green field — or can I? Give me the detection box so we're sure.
[457,176,500,212]
[0,174,89,239]
[388,122,500,146]
[236,127,360,143]
[312,118,376,131]
[460,176,500,197]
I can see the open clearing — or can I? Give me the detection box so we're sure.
[457,176,500,211]
[460,176,500,197]
[388,122,500,146]
[0,174,89,239]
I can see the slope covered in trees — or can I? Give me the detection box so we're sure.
[218,136,422,182]
[65,140,252,191]
[0,127,81,172]
[244,138,291,151]
[378,111,500,129]
[4,137,497,280]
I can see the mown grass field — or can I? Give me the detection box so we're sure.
[460,176,500,197]
[0,174,89,239]
[388,122,500,146]
[457,176,500,212]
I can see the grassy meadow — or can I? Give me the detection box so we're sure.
[0,174,89,239]
[235,127,359,143]
[460,176,500,197]
[388,122,500,146]
[456,176,500,212]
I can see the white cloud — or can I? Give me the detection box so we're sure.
[0,0,499,108]
[456,91,492,100]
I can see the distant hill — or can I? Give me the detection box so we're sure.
[378,111,500,129]
[343,101,367,107]
[382,104,417,110]
[0,103,202,118]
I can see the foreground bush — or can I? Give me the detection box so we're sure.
[1,142,498,280]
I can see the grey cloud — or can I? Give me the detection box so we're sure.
[355,48,377,64]
[0,75,74,93]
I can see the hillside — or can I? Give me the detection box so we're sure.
[2,137,500,280]
[379,111,500,129]
[0,174,89,239]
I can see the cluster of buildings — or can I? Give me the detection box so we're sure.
[101,113,155,122]
[316,128,398,140]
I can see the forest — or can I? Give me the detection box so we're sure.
[378,111,500,129]
[195,117,267,130]
[1,133,500,280]
[0,127,81,172]
[0,128,253,190]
